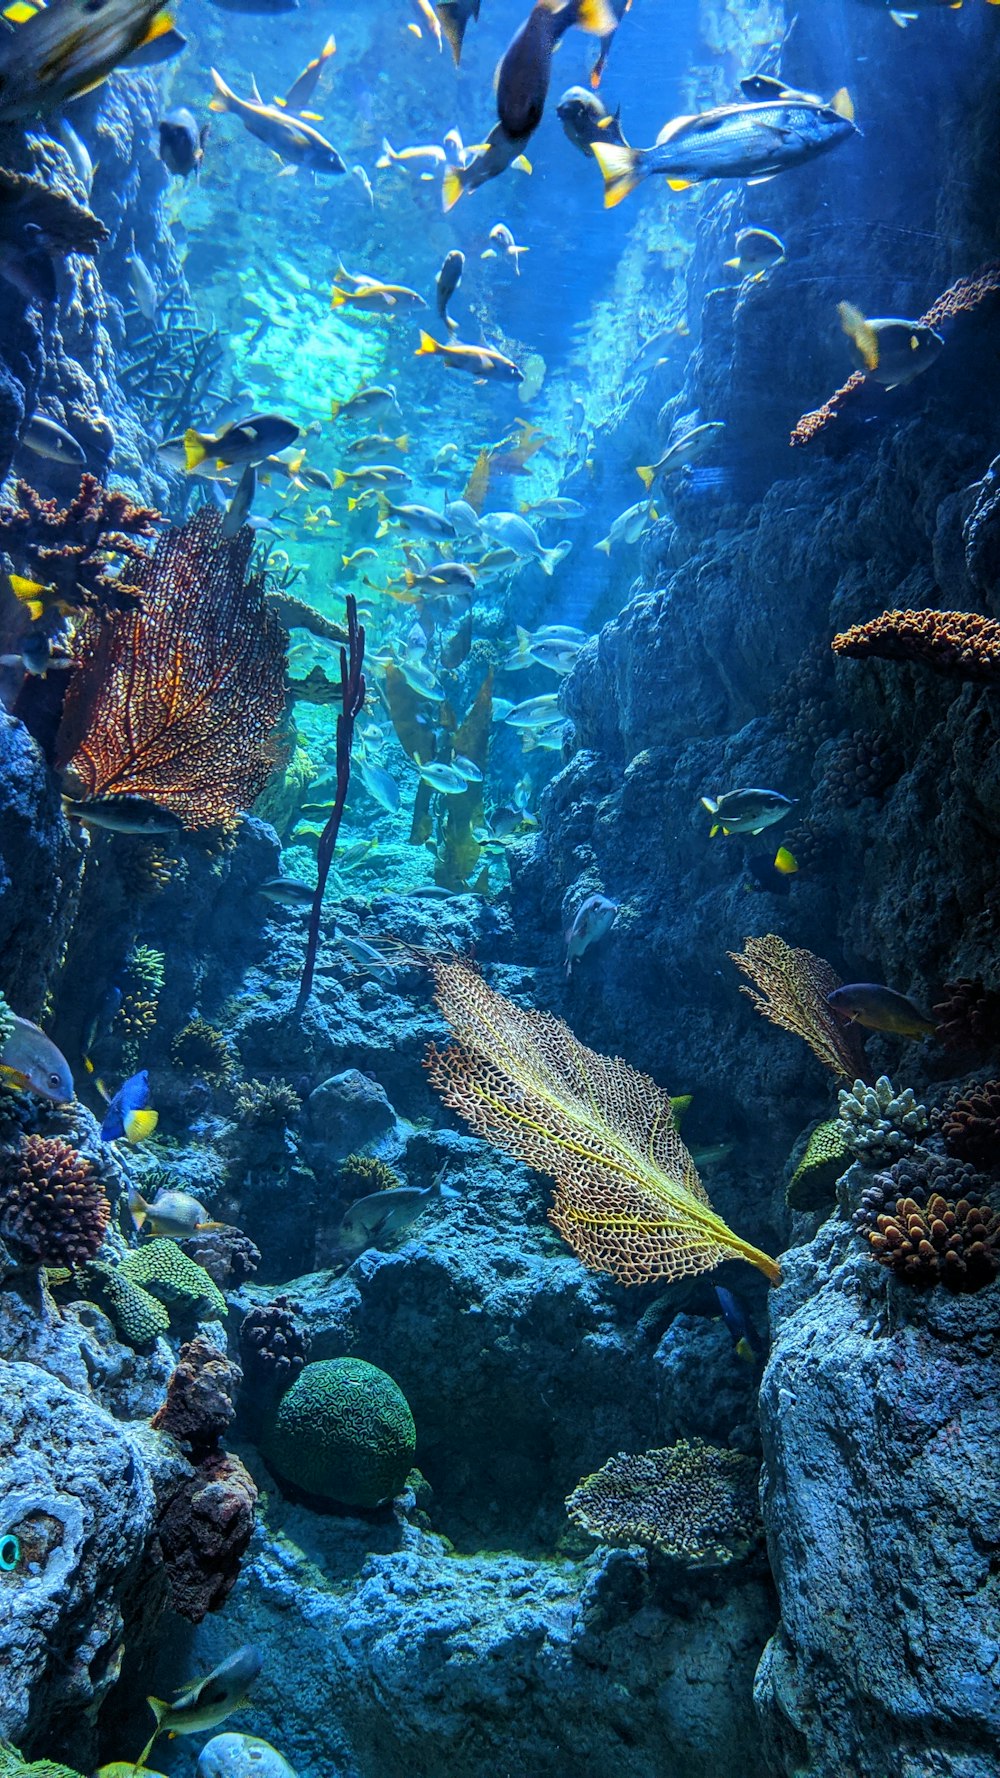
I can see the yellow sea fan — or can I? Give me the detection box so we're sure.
[425,957,780,1286]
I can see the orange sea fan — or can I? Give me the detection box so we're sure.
[55,505,287,830]
[425,956,781,1286]
[729,933,866,1081]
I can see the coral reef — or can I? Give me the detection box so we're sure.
[0,1135,109,1268]
[427,955,780,1285]
[115,943,164,1065]
[0,1748,84,1778]
[786,1120,852,1212]
[860,1190,1000,1291]
[54,507,287,831]
[260,1357,416,1508]
[0,476,159,616]
[338,1153,402,1196]
[832,608,1000,683]
[150,1338,242,1458]
[118,1239,227,1321]
[936,1079,1000,1169]
[84,1259,170,1347]
[932,978,1000,1054]
[154,1450,258,1624]
[566,1438,761,1567]
[728,935,866,1081]
[178,1225,260,1288]
[817,730,901,810]
[238,1297,310,1394]
[837,1076,929,1164]
[231,1076,302,1130]
[170,1018,237,1085]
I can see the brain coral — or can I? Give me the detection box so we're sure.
[0,1135,110,1267]
[261,1358,416,1508]
[566,1438,761,1567]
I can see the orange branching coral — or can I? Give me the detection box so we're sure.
[791,265,1000,446]
[0,1134,110,1267]
[864,1191,1000,1291]
[0,474,159,614]
[425,956,780,1285]
[55,506,287,830]
[728,934,866,1081]
[831,608,1000,683]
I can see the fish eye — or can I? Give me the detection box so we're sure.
[0,1533,20,1571]
[48,1072,62,1089]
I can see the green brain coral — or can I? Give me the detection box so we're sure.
[120,1238,227,1318]
[262,1358,416,1507]
[787,1120,853,1211]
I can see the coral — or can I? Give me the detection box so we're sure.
[84,1258,170,1346]
[861,1191,1000,1292]
[115,943,164,1065]
[832,608,1000,684]
[426,956,780,1285]
[119,1238,227,1320]
[0,475,159,615]
[787,1120,853,1211]
[261,1357,416,1508]
[0,166,107,256]
[852,1149,989,1230]
[297,593,366,1009]
[54,506,288,832]
[150,1337,241,1456]
[0,1746,84,1778]
[171,1018,237,1085]
[115,840,185,902]
[339,1153,402,1196]
[817,730,901,810]
[179,1224,260,1287]
[0,992,14,1054]
[791,265,1000,444]
[566,1438,761,1567]
[239,1296,311,1393]
[937,1080,1000,1169]
[0,1135,109,1268]
[155,1449,257,1623]
[120,296,226,446]
[770,638,838,759]
[728,935,866,1082]
[232,1077,302,1130]
[932,979,1000,1054]
[265,590,347,645]
[837,1076,929,1164]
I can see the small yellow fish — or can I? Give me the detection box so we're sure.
[8,572,73,621]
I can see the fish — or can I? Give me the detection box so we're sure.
[338,1170,457,1254]
[332,465,411,490]
[345,432,409,459]
[0,631,74,676]
[127,244,158,320]
[452,754,483,782]
[826,984,937,1038]
[594,497,655,554]
[356,756,401,813]
[0,0,176,119]
[496,0,619,144]
[120,17,185,60]
[744,845,799,894]
[21,412,85,464]
[855,0,992,21]
[445,497,484,539]
[700,788,796,837]
[82,985,121,1075]
[503,691,562,729]
[520,496,586,519]
[636,422,726,488]
[195,1734,297,1778]
[129,1186,219,1237]
[418,759,472,795]
[56,116,94,188]
[159,107,209,178]
[377,137,446,170]
[442,122,533,211]
[351,163,375,206]
[714,1284,764,1364]
[63,794,184,835]
[258,876,315,907]
[837,301,945,390]
[341,548,379,570]
[278,33,335,111]
[410,0,443,48]
[183,412,300,473]
[589,0,629,85]
[725,226,786,279]
[330,385,399,423]
[436,248,464,332]
[479,511,571,573]
[433,0,480,61]
[375,494,456,541]
[564,892,618,974]
[482,223,528,273]
[101,1068,159,1143]
[397,657,446,699]
[403,560,476,593]
[591,89,858,207]
[556,83,627,154]
[507,626,582,674]
[222,463,256,538]
[0,1014,74,1103]
[330,277,427,313]
[139,1647,264,1770]
[209,70,346,174]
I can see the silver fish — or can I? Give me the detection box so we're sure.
[339,1171,456,1254]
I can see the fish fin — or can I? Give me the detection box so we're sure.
[208,67,233,112]
[735,1336,755,1364]
[124,1108,158,1143]
[837,300,879,370]
[773,846,798,875]
[332,469,347,489]
[442,166,464,211]
[182,428,208,471]
[0,1064,29,1091]
[709,825,720,838]
[829,87,854,121]
[128,1189,149,1231]
[590,140,643,208]
[249,73,264,103]
[723,255,741,268]
[481,247,497,260]
[574,0,619,31]
[594,537,611,555]
[415,329,439,356]
[512,153,532,173]
[666,177,693,191]
[635,464,655,490]
[700,797,719,813]
[395,434,409,451]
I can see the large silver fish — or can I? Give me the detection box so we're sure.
[209,69,346,174]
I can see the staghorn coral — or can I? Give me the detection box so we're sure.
[171,1018,237,1085]
[151,1337,241,1456]
[426,956,780,1285]
[0,1135,109,1268]
[791,265,1000,445]
[179,1224,260,1288]
[566,1438,761,1567]
[54,505,288,832]
[239,1296,310,1393]
[261,1358,416,1508]
[84,1259,170,1346]
[933,979,1000,1054]
[232,1077,302,1130]
[120,1238,227,1320]
[937,1080,1000,1170]
[860,1190,1000,1292]
[728,935,866,1082]
[339,1153,402,1196]
[155,1449,257,1623]
[832,609,1000,684]
[0,475,159,615]
[787,1120,853,1211]
[838,1076,929,1164]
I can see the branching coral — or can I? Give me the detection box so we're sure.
[838,1076,929,1164]
[728,934,866,1081]
[171,1018,237,1085]
[933,979,1000,1054]
[937,1079,1000,1169]
[239,1296,310,1392]
[566,1438,761,1566]
[54,505,288,831]
[0,1135,109,1267]
[426,956,780,1285]
[861,1190,1000,1291]
[232,1077,302,1130]
[832,609,1000,683]
[0,475,159,615]
[791,265,1000,445]
[786,1119,853,1211]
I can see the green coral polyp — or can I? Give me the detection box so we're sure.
[85,1260,171,1346]
[121,1239,227,1318]
[261,1357,416,1508]
[787,1120,853,1211]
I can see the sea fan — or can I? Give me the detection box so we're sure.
[425,957,780,1285]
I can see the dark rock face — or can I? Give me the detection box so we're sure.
[0,714,82,1016]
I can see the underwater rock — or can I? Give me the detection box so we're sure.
[197,1735,297,1778]
[305,1068,402,1165]
[153,1450,258,1626]
[0,716,83,1016]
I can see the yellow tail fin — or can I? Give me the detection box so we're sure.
[442,166,464,212]
[590,140,642,208]
[330,399,342,419]
[594,537,611,556]
[395,433,409,452]
[208,67,233,114]
[837,300,879,371]
[124,1108,159,1143]
[575,0,619,35]
[330,286,348,308]
[829,86,854,121]
[182,429,209,471]
[332,469,347,489]
[415,330,439,356]
[635,465,655,490]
